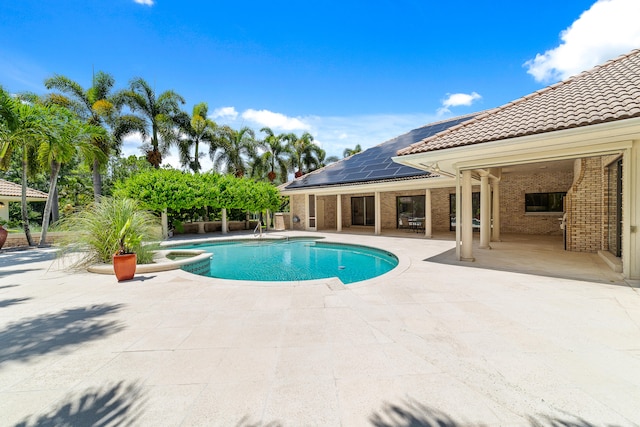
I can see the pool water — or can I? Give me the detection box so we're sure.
[172,239,398,284]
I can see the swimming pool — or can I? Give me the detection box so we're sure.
[172,239,398,284]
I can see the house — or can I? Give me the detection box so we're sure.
[280,49,640,280]
[0,179,48,223]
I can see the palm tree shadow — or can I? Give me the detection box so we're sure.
[0,297,31,308]
[370,399,620,427]
[0,304,124,365]
[13,381,146,427]
[370,400,461,427]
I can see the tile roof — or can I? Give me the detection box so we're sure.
[398,49,640,156]
[0,179,48,199]
[283,114,477,190]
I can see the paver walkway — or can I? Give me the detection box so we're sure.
[1,232,639,426]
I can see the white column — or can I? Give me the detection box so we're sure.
[374,191,381,235]
[455,171,461,260]
[461,170,475,261]
[424,188,432,238]
[479,174,491,249]
[161,208,169,239]
[336,195,342,232]
[266,210,271,231]
[492,179,501,242]
[222,208,228,234]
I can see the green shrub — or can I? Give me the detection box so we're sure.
[57,196,161,267]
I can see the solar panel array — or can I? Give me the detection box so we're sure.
[284,115,475,190]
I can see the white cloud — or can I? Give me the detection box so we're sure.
[442,92,481,108]
[525,0,640,82]
[134,0,154,5]
[437,92,481,115]
[210,106,238,120]
[208,107,441,161]
[241,109,309,131]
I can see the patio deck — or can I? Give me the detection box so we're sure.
[1,231,639,426]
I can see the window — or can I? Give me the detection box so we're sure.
[397,196,425,230]
[351,196,374,226]
[525,192,565,213]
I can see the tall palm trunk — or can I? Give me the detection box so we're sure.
[92,158,102,201]
[39,160,60,247]
[21,150,34,246]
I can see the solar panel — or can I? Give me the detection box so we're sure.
[284,114,475,190]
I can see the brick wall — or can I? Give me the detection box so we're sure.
[565,157,603,252]
[499,170,573,235]
[290,194,306,230]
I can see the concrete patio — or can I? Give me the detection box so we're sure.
[0,231,639,426]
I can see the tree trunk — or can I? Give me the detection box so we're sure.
[92,157,102,202]
[21,151,34,246]
[52,185,59,223]
[39,161,60,247]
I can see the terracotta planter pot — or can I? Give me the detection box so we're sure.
[0,226,7,250]
[113,253,137,281]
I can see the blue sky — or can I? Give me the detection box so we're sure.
[1,0,639,169]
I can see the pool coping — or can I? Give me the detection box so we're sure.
[86,249,213,275]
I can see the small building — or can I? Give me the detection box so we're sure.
[0,179,48,223]
[280,49,640,280]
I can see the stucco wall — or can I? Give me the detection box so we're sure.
[290,194,306,230]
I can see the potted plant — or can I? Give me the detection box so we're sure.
[113,218,141,281]
[56,197,160,273]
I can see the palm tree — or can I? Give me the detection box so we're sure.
[0,87,49,246]
[37,105,106,246]
[175,102,216,173]
[253,127,291,183]
[44,72,121,200]
[315,148,340,168]
[210,125,256,177]
[289,132,322,177]
[121,77,185,168]
[343,144,362,158]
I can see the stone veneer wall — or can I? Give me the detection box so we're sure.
[565,157,604,252]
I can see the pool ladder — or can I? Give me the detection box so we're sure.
[254,222,263,238]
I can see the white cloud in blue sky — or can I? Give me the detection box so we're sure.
[437,92,482,115]
[241,109,309,132]
[211,106,238,121]
[134,0,154,5]
[525,0,640,82]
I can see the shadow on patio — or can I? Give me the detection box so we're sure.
[13,381,146,427]
[0,304,124,365]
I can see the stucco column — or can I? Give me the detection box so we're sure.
[161,208,169,239]
[374,191,381,235]
[222,208,228,234]
[336,195,342,232]
[455,171,461,260]
[479,173,491,249]
[461,170,475,261]
[491,179,501,242]
[424,188,432,238]
[265,210,271,231]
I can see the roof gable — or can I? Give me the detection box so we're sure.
[284,114,476,190]
[398,49,640,156]
[0,179,48,199]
